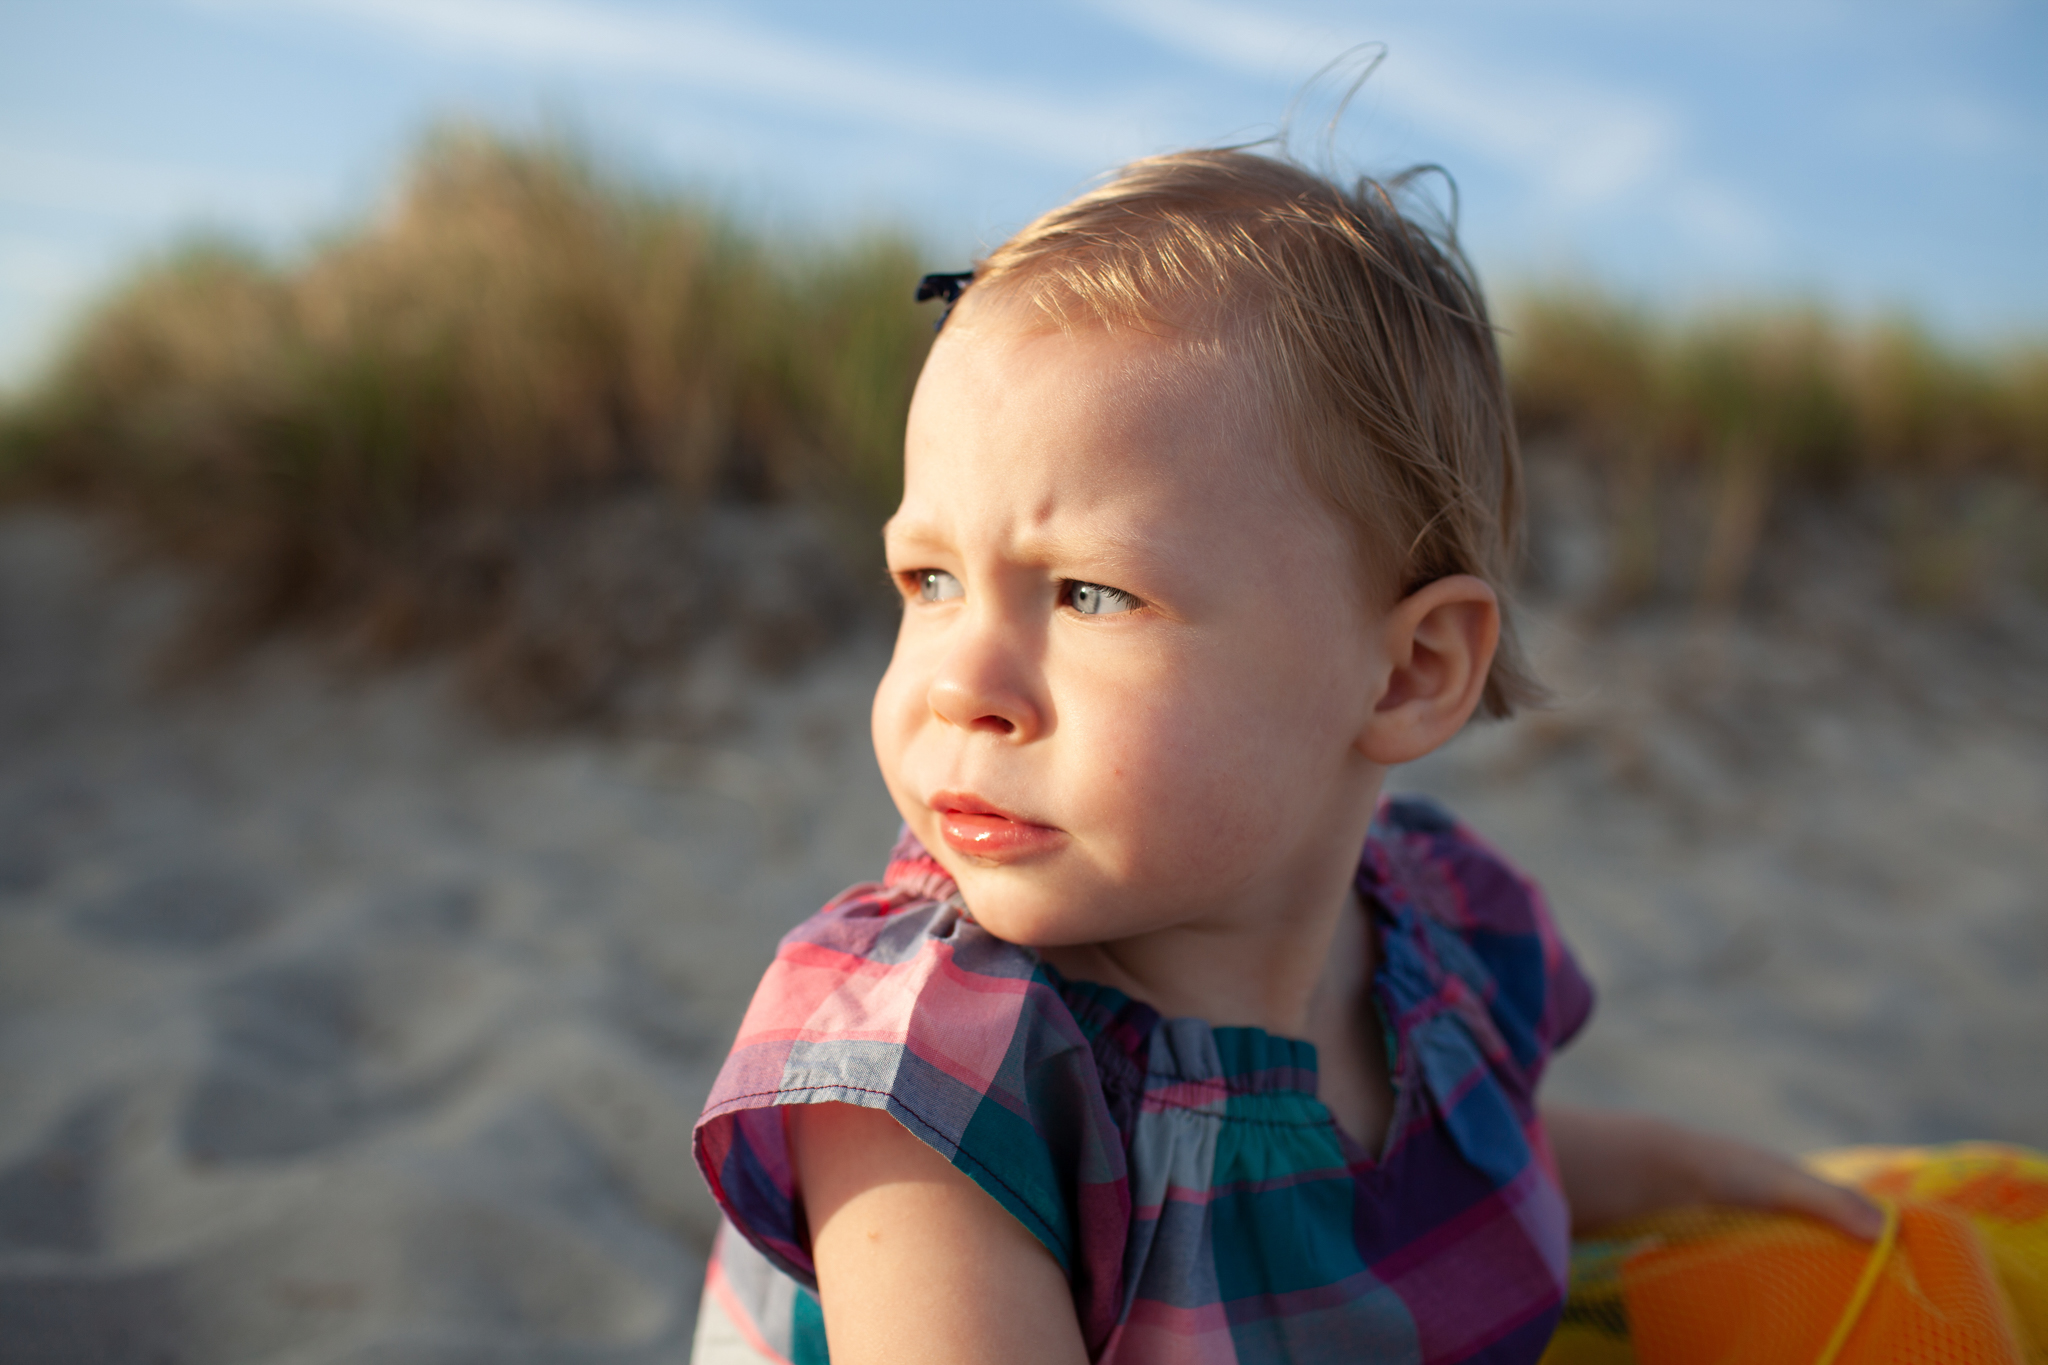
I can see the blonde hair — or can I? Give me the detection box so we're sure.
[968,148,1539,718]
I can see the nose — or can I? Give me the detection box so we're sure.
[927,606,1044,741]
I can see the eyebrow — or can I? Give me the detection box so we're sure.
[882,512,1194,596]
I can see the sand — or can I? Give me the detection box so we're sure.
[1,504,2043,1363]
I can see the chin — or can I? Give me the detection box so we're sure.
[943,871,1093,950]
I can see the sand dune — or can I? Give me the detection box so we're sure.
[1,505,2043,1363]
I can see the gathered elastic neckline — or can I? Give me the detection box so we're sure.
[1037,893,1414,1103]
[880,818,1433,1108]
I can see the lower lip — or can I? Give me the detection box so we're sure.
[937,811,1065,861]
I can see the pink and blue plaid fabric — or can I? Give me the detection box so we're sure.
[694,795,1594,1364]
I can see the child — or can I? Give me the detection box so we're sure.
[690,148,1879,1364]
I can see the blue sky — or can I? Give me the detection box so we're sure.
[3,0,2043,390]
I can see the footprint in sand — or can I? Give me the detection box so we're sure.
[0,1098,117,1259]
[179,939,503,1164]
[69,864,279,952]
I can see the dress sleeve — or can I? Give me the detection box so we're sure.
[692,883,1131,1342]
[1370,794,1596,1088]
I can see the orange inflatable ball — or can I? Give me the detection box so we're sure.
[1540,1143,2048,1365]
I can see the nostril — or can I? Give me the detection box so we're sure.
[927,673,1031,738]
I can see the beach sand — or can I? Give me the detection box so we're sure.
[2,504,2043,1363]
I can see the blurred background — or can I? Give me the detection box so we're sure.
[2,3,2044,1363]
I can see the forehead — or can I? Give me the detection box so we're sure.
[887,315,1383,629]
[897,315,1304,540]
[892,314,1380,642]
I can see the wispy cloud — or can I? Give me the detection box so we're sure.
[1666,181,1773,261]
[1087,0,1777,258]
[0,236,102,319]
[0,140,329,227]
[1090,0,1677,205]
[196,0,1142,168]
[0,140,335,385]
[1384,0,1865,43]
[0,233,117,390]
[1843,89,2039,160]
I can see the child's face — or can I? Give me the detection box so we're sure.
[872,309,1390,948]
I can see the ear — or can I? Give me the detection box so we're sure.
[1357,575,1500,766]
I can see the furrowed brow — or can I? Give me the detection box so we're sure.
[883,513,1191,599]
[880,514,950,557]
[1025,524,1189,594]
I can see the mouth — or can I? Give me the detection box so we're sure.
[928,791,1066,862]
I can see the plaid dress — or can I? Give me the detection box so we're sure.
[693,795,1594,1364]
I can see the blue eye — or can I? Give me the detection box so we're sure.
[917,570,964,603]
[1066,581,1140,616]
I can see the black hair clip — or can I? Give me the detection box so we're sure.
[915,271,974,331]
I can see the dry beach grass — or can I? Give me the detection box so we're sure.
[0,131,928,726]
[5,131,2045,708]
[0,131,2044,1363]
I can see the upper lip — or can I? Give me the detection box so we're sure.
[928,790,1043,825]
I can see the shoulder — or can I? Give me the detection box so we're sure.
[1364,793,1595,1073]
[1367,793,1549,938]
[703,882,1062,1142]
[694,837,1129,1313]
[720,823,1057,1070]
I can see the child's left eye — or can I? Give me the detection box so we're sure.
[1064,581,1141,616]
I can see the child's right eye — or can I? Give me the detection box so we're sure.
[914,570,964,603]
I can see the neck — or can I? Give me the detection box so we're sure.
[1037,777,1384,1037]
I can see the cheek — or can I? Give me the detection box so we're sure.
[1053,663,1292,868]
[869,638,926,799]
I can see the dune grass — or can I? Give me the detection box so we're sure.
[0,128,930,581]
[1,129,2041,717]
[0,131,933,716]
[1503,290,2048,609]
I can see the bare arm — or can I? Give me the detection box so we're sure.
[1542,1102,1884,1240]
[788,1102,1090,1365]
